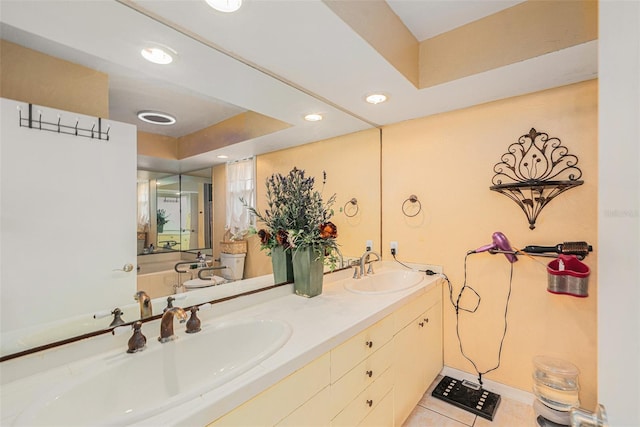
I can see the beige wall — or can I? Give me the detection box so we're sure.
[0,40,108,117]
[381,80,598,408]
[213,128,382,280]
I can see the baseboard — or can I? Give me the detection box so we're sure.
[440,366,535,406]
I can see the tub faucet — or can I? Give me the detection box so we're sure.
[158,307,188,343]
[134,291,153,319]
[359,250,381,278]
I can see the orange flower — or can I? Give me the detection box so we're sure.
[319,222,337,239]
[275,229,290,248]
[258,229,271,245]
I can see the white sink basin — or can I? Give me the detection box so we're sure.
[344,270,425,294]
[14,318,291,426]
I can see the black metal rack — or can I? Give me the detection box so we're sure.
[18,103,110,141]
[490,128,583,229]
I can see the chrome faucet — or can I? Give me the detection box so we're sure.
[158,307,188,343]
[333,246,345,269]
[134,291,153,319]
[359,250,381,278]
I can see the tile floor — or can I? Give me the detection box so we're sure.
[403,376,536,427]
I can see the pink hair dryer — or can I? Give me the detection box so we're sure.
[472,232,518,263]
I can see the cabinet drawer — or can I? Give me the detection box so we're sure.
[331,314,394,382]
[331,367,393,427]
[330,340,392,417]
[358,389,393,427]
[393,280,441,332]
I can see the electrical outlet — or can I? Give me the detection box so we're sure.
[366,240,373,251]
[390,241,398,256]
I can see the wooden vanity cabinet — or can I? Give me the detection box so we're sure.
[207,280,443,427]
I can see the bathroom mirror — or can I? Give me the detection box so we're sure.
[0,1,379,360]
[139,168,213,255]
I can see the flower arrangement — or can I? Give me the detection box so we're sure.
[245,167,339,268]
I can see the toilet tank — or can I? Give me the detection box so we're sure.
[219,252,246,281]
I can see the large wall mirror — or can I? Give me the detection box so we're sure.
[138,169,213,255]
[0,1,378,359]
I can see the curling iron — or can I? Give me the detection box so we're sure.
[522,242,593,258]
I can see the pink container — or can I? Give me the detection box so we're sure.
[547,255,590,297]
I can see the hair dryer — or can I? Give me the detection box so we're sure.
[471,232,518,263]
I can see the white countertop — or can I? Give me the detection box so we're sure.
[0,261,442,426]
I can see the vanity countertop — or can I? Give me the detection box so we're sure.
[0,261,442,426]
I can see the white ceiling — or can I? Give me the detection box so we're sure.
[0,0,597,173]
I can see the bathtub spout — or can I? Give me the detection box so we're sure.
[158,307,187,343]
[134,291,153,319]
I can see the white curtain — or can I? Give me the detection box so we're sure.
[137,179,150,232]
[226,158,255,239]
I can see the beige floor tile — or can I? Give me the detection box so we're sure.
[418,392,477,425]
[402,405,472,427]
[473,396,536,427]
[417,375,476,425]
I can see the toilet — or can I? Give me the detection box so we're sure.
[219,252,246,281]
[183,275,225,291]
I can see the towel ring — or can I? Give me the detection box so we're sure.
[343,198,359,217]
[402,195,422,217]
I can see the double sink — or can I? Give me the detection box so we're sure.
[11,266,426,426]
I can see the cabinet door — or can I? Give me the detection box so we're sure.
[393,298,443,426]
[419,299,443,393]
[393,314,424,426]
[277,386,330,427]
[208,353,330,426]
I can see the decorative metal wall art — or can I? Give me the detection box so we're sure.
[490,128,583,230]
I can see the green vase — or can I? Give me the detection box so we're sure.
[271,246,294,284]
[292,246,324,298]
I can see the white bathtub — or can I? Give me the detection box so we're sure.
[137,254,191,299]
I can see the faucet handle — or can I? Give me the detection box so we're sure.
[186,307,201,334]
[352,264,361,279]
[367,262,375,275]
[164,294,187,312]
[127,321,147,353]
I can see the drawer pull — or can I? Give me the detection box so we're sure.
[365,340,373,348]
[419,321,425,327]
[366,399,373,407]
[366,370,373,378]
[424,318,429,323]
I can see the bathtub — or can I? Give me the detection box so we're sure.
[137,253,198,299]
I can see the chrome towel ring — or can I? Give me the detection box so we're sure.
[402,195,422,217]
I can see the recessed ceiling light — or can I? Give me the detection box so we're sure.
[140,47,174,65]
[365,93,388,104]
[217,155,229,159]
[304,113,323,122]
[137,111,176,126]
[205,0,242,13]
